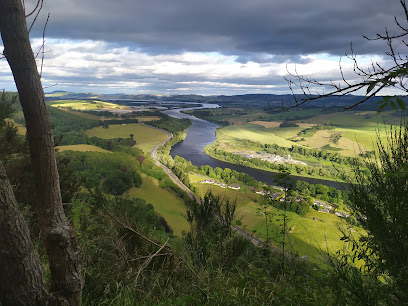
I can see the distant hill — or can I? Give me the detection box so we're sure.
[45,91,401,110]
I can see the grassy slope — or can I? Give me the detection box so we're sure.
[189,173,359,264]
[128,174,189,236]
[85,123,167,152]
[215,110,399,158]
[57,144,112,153]
[50,100,127,110]
[218,124,295,147]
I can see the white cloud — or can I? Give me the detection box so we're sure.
[0,38,400,95]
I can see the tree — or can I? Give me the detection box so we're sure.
[286,0,408,111]
[339,124,408,303]
[326,124,408,304]
[274,166,293,271]
[0,1,82,304]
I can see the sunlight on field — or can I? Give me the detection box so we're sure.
[219,112,394,158]
[56,144,112,153]
[50,99,127,110]
[128,174,189,236]
[85,123,167,152]
[250,121,316,128]
[218,124,295,147]
[190,175,361,265]
[288,210,364,263]
[298,130,363,156]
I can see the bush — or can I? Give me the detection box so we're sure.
[279,121,299,128]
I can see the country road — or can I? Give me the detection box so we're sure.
[147,124,285,255]
[147,124,200,202]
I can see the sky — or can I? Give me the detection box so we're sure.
[0,0,406,95]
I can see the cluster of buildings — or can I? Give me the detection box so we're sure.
[199,179,241,190]
[199,178,351,218]
[233,151,307,166]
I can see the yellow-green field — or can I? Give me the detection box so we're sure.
[189,173,359,264]
[288,210,359,261]
[45,92,71,97]
[128,174,189,236]
[217,124,295,148]
[216,110,397,157]
[50,99,127,110]
[85,123,167,152]
[56,144,112,153]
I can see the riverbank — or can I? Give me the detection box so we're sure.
[204,142,347,185]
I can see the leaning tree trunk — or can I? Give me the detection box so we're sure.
[0,160,48,305]
[0,1,82,305]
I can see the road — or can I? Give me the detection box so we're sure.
[148,124,200,202]
[147,124,285,255]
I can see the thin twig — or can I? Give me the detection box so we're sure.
[39,13,50,78]
[25,0,41,18]
[28,0,43,33]
[102,205,164,249]
[135,239,169,284]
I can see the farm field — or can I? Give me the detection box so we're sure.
[85,123,167,152]
[189,173,360,264]
[217,124,295,148]
[50,99,128,111]
[56,144,112,153]
[213,109,397,157]
[128,174,189,236]
[288,209,362,262]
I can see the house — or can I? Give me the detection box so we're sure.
[200,179,215,184]
[228,184,240,190]
[255,190,267,195]
[335,211,350,218]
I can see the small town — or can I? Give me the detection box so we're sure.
[200,179,349,217]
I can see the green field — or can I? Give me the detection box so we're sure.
[128,174,189,236]
[50,99,127,110]
[213,109,398,158]
[85,123,167,152]
[217,124,295,148]
[288,210,357,261]
[189,173,359,264]
[57,144,112,153]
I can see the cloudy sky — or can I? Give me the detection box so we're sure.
[0,0,406,95]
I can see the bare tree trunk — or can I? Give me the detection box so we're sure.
[0,160,48,305]
[0,1,82,304]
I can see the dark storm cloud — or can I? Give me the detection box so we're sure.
[26,0,404,57]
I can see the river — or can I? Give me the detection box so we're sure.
[164,103,346,190]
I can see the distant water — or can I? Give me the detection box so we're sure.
[163,103,346,190]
